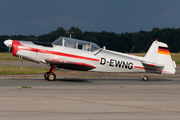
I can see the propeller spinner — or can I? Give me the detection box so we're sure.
[4,39,12,47]
[4,39,13,55]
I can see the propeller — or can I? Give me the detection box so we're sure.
[4,39,12,55]
[4,34,23,69]
[4,33,13,56]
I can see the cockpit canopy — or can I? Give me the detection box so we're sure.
[52,37,100,52]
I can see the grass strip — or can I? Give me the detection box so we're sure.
[0,66,48,75]
[0,53,20,60]
[22,86,32,88]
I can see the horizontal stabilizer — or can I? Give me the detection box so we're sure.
[142,61,164,67]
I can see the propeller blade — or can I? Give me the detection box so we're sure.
[8,46,11,56]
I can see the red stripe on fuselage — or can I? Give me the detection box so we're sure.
[12,40,99,62]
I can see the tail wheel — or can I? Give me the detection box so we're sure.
[48,73,56,81]
[142,75,148,81]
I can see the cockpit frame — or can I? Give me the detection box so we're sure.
[52,37,100,52]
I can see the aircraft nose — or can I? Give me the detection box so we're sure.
[4,39,12,47]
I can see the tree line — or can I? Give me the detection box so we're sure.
[1,27,180,53]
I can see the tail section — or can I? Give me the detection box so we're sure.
[143,39,176,74]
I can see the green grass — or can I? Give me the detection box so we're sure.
[0,66,49,75]
[22,86,32,88]
[0,65,70,75]
[171,54,180,64]
[0,52,20,61]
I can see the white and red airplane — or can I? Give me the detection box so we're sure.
[4,37,176,81]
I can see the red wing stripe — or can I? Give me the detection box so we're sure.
[76,63,96,68]
[46,58,96,68]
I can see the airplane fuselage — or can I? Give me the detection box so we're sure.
[4,36,176,81]
[12,40,145,73]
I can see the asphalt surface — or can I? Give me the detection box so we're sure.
[0,61,180,120]
[0,77,179,86]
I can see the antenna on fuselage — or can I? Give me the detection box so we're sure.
[67,32,74,38]
[129,45,135,55]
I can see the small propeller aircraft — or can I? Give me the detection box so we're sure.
[4,36,176,81]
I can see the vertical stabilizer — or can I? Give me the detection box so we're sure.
[143,39,176,74]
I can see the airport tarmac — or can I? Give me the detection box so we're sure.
[0,61,180,120]
[0,77,180,120]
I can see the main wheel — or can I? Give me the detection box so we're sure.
[48,73,56,81]
[142,75,148,81]
[44,72,50,80]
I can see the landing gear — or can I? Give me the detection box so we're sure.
[44,72,50,80]
[48,73,56,81]
[141,75,148,81]
[44,66,56,81]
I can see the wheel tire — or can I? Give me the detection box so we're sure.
[44,72,50,80]
[48,73,56,81]
[142,75,148,81]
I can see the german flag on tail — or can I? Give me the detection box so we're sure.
[158,46,170,55]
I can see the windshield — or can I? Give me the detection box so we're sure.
[64,38,76,48]
[52,37,100,52]
[52,37,63,46]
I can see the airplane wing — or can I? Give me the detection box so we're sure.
[45,58,96,71]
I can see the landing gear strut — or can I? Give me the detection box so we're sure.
[44,66,56,81]
[141,74,148,81]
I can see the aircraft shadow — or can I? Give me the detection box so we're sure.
[91,78,173,81]
[6,77,173,82]
[56,77,173,82]
[148,78,173,81]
